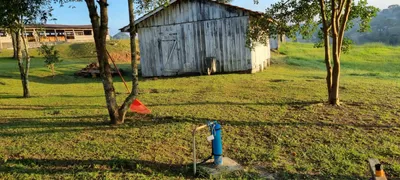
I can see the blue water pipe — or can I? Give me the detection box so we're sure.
[209,121,223,165]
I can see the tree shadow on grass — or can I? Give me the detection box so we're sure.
[0,93,109,101]
[0,104,104,110]
[0,114,152,137]
[147,100,322,108]
[0,95,32,99]
[0,115,108,128]
[0,158,190,178]
[0,68,142,85]
[0,110,398,138]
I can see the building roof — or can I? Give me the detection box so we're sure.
[120,0,263,32]
[25,24,93,29]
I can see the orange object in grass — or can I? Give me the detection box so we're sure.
[130,99,151,114]
[375,164,386,177]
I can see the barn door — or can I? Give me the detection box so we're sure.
[159,29,180,76]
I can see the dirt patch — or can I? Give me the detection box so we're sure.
[0,81,5,85]
[48,110,61,115]
[345,101,365,107]
[270,79,292,83]
[108,52,140,62]
[139,89,159,94]
[150,89,159,94]
[139,88,180,94]
[254,166,275,179]
[310,76,324,79]
[306,79,318,82]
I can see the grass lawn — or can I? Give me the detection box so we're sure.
[0,42,399,179]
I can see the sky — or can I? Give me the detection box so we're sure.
[50,0,400,36]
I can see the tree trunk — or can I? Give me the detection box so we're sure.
[329,0,338,105]
[118,0,139,123]
[99,3,120,124]
[11,32,18,59]
[280,34,286,44]
[15,30,30,98]
[323,32,333,100]
[318,0,333,101]
[331,26,340,106]
[50,64,55,77]
[330,58,340,105]
[276,35,281,51]
[329,0,352,106]
[21,32,31,96]
[85,0,120,124]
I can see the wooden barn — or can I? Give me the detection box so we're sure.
[120,0,270,77]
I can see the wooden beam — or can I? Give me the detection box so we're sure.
[54,29,58,42]
[33,29,37,43]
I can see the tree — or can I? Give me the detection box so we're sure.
[134,0,169,14]
[0,0,54,98]
[317,0,378,105]
[250,0,378,105]
[82,0,138,124]
[38,44,62,77]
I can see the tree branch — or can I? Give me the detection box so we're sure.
[331,0,338,36]
[98,0,108,43]
[319,0,328,29]
[85,0,100,40]
[338,0,352,56]
[338,0,346,15]
[337,0,347,22]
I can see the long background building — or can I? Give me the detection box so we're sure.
[0,24,109,49]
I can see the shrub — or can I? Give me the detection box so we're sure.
[38,44,62,77]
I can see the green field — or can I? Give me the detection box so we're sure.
[0,42,399,179]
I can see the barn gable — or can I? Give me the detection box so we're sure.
[120,0,262,30]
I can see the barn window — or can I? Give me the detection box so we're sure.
[57,30,65,36]
[66,31,75,39]
[84,30,92,36]
[25,32,34,36]
[75,31,84,36]
[46,31,56,36]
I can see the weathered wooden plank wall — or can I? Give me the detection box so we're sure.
[139,16,253,77]
[251,42,270,73]
[137,0,270,77]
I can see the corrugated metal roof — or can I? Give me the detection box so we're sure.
[120,0,263,32]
